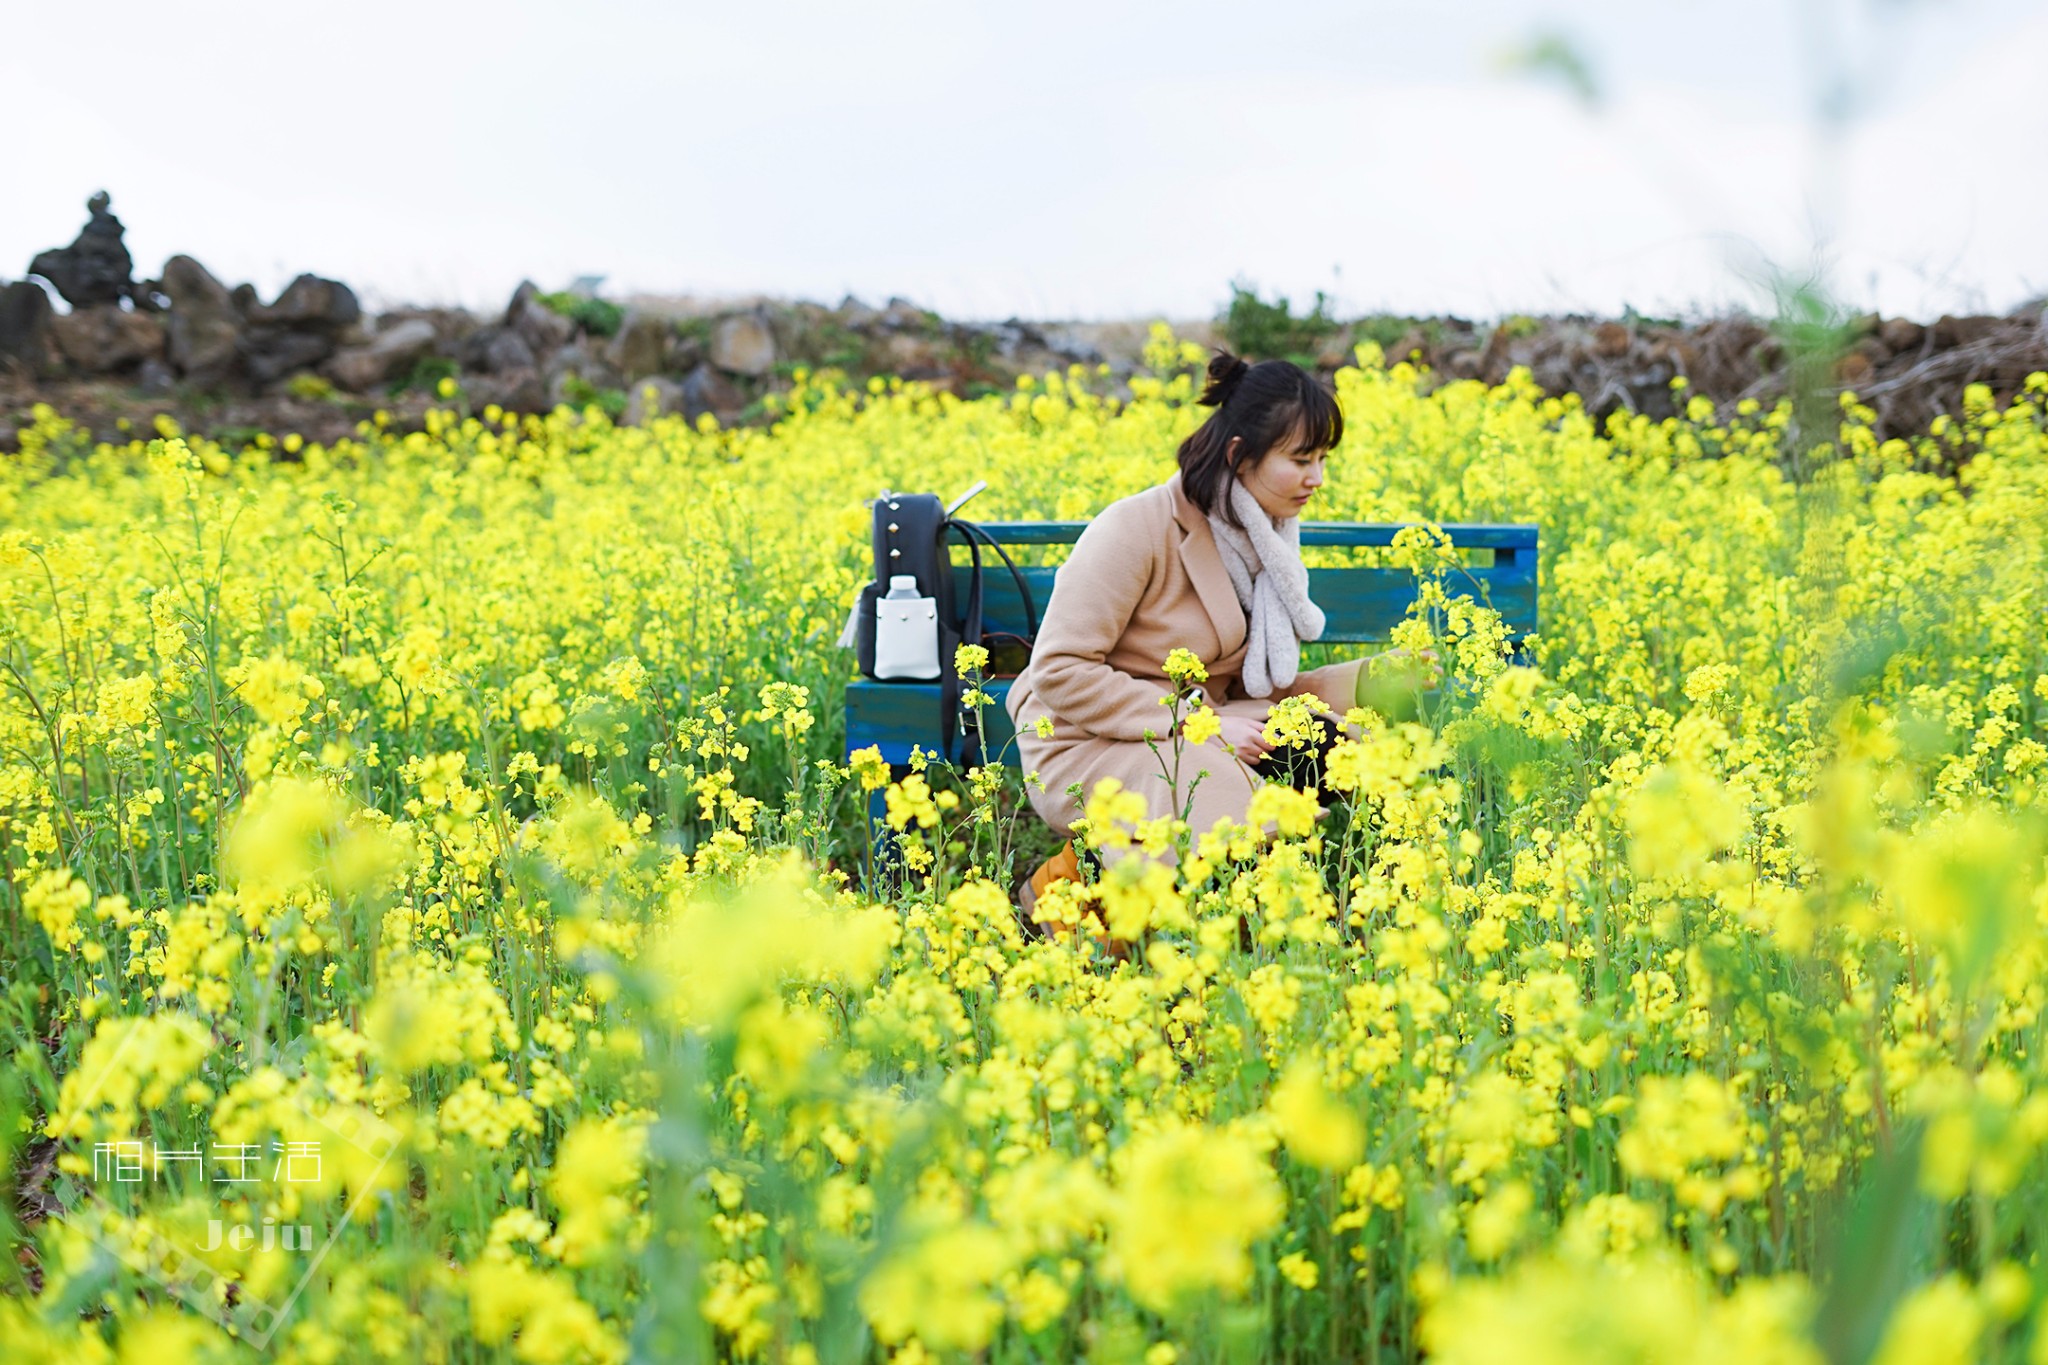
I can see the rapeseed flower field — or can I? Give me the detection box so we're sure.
[2,329,2045,1362]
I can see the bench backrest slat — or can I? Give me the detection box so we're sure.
[965,520,1538,549]
[951,521,1539,644]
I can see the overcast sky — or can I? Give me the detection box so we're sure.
[10,0,2045,323]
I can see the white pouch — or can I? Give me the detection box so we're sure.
[874,575,940,680]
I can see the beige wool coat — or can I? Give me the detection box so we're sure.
[1005,472,1364,837]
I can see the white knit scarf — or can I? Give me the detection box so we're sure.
[1206,479,1325,698]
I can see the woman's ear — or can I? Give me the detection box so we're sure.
[1224,435,1241,470]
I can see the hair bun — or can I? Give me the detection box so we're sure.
[1198,351,1251,408]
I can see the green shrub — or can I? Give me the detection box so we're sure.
[539,292,625,339]
[389,356,459,397]
[1353,315,1416,350]
[560,374,627,419]
[1219,279,1343,366]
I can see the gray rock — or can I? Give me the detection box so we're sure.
[217,275,367,386]
[250,274,361,331]
[710,311,776,376]
[137,357,176,394]
[50,305,167,375]
[490,328,538,374]
[231,282,260,317]
[879,296,932,333]
[506,281,574,354]
[369,317,438,365]
[1931,314,2005,349]
[541,341,623,408]
[463,326,538,375]
[1879,317,1925,354]
[623,376,686,425]
[608,310,670,381]
[161,255,243,383]
[680,362,744,421]
[837,294,880,331]
[324,348,386,392]
[544,341,589,384]
[545,368,584,409]
[240,326,337,385]
[376,306,475,353]
[665,329,705,374]
[979,319,1045,361]
[28,191,134,308]
[1038,324,1104,365]
[1313,331,1355,369]
[769,302,829,359]
[475,366,545,412]
[324,317,438,391]
[0,280,55,375]
[882,332,944,376]
[504,280,541,324]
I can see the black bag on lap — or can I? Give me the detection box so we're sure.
[1262,718,1344,797]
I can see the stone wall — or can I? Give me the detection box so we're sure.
[3,193,2043,452]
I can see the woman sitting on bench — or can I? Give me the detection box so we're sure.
[1008,349,1411,915]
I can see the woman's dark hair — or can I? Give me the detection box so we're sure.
[1176,349,1343,527]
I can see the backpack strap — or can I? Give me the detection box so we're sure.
[950,519,1038,639]
[941,522,988,766]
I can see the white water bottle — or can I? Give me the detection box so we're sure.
[874,573,940,680]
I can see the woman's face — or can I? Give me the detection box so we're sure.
[1228,433,1327,521]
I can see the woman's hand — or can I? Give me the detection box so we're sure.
[1218,714,1273,764]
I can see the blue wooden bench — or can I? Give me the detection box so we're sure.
[844,520,1540,775]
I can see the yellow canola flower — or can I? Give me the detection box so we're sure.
[1268,1059,1365,1171]
[1261,693,1330,751]
[6,324,2048,1356]
[1877,805,2048,987]
[1623,759,1748,882]
[858,1217,1016,1352]
[1465,1180,1534,1262]
[468,1258,625,1365]
[1082,777,1150,851]
[1618,1073,1745,1180]
[1179,704,1222,747]
[1276,1251,1320,1290]
[23,866,92,952]
[1110,1121,1285,1311]
[1421,1251,1822,1365]
[648,854,895,1030]
[230,652,325,728]
[1098,857,1186,940]
[848,743,891,792]
[222,776,409,904]
[1247,784,1322,839]
[1869,1274,1983,1365]
[364,950,518,1073]
[549,1116,647,1266]
[884,773,940,831]
[47,1013,212,1142]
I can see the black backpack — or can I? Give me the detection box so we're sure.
[848,485,1038,766]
